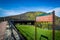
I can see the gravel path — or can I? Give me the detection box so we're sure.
[0,21,7,40]
[0,21,21,40]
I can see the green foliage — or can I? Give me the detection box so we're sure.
[26,12,44,20]
[55,16,60,26]
[16,24,60,40]
[36,22,52,29]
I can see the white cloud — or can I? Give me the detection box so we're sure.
[5,10,20,15]
[0,8,30,17]
[0,8,23,17]
[47,7,60,17]
[0,7,60,17]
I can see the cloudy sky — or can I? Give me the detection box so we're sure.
[0,0,60,17]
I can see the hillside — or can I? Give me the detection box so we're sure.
[0,11,47,21]
[0,11,60,26]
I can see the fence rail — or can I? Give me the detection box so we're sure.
[40,35,48,40]
[8,21,26,40]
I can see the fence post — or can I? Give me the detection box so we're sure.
[52,11,55,40]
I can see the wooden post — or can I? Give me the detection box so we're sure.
[52,11,55,40]
[35,16,37,40]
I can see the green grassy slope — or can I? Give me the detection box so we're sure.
[16,24,60,40]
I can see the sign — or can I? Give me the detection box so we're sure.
[36,14,53,22]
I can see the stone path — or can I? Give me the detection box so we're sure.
[0,21,20,40]
[0,21,7,40]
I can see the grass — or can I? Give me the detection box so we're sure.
[16,24,60,40]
